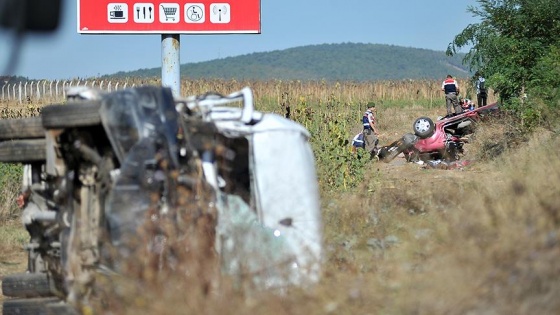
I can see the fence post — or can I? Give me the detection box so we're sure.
[18,82,22,104]
[92,80,96,88]
[100,81,104,91]
[62,81,67,98]
[115,82,119,91]
[25,82,29,102]
[123,82,128,90]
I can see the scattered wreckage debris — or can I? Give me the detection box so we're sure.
[420,159,473,170]
[376,102,499,168]
[0,86,323,314]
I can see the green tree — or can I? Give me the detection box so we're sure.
[447,0,560,105]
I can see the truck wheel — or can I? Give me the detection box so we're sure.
[413,116,435,139]
[1,273,54,298]
[41,100,102,129]
[2,297,60,315]
[0,117,44,140]
[0,139,46,163]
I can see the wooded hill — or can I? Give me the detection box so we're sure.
[110,42,470,81]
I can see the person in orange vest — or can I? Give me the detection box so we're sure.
[441,74,461,116]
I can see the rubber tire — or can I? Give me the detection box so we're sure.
[378,135,414,163]
[2,297,60,315]
[41,100,102,129]
[413,116,435,139]
[0,117,44,140]
[0,139,46,163]
[1,273,54,298]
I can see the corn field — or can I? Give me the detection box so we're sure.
[1,77,494,109]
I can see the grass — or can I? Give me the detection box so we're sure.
[0,79,558,314]
[0,221,28,287]
[0,221,27,250]
[92,111,560,315]
[0,163,23,222]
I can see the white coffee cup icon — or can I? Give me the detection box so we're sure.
[110,10,124,18]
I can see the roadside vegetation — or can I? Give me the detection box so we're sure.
[1,0,559,313]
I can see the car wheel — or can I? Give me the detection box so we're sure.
[413,116,435,139]
[1,273,54,298]
[378,134,416,163]
[0,117,44,140]
[0,139,46,163]
[41,100,102,129]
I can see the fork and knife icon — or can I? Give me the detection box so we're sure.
[136,6,152,19]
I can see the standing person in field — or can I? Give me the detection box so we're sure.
[362,102,379,157]
[441,74,461,116]
[475,71,488,107]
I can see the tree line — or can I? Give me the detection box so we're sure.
[447,0,560,128]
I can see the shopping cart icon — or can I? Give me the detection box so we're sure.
[161,5,177,21]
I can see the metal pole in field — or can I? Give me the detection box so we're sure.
[161,34,181,97]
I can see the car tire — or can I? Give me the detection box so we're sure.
[0,117,44,140]
[378,134,416,163]
[0,139,46,163]
[1,273,54,298]
[41,100,102,129]
[2,297,60,315]
[413,116,435,139]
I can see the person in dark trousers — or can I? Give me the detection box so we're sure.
[475,72,487,107]
[441,74,461,116]
[351,132,365,153]
[362,102,379,157]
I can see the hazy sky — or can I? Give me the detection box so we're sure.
[0,0,480,80]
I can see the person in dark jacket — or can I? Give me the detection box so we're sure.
[362,102,379,156]
[475,72,487,107]
[441,74,461,116]
[351,132,365,153]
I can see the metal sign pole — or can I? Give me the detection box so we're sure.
[161,34,180,97]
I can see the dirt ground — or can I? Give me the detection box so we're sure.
[377,149,491,188]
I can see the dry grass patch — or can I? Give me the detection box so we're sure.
[0,221,28,301]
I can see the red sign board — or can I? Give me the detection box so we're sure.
[78,1,260,34]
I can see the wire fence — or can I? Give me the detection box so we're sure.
[0,77,494,110]
[0,79,146,105]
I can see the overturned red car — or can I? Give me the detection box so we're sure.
[377,102,499,163]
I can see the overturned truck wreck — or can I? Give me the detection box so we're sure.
[0,86,323,314]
